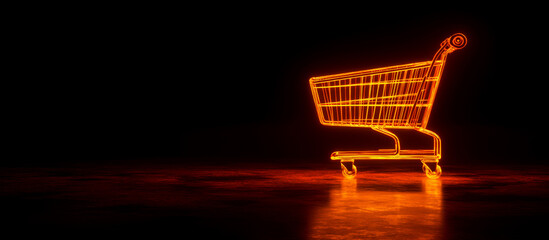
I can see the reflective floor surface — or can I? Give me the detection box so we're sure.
[2,162,549,239]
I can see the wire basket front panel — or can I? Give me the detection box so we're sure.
[310,61,444,128]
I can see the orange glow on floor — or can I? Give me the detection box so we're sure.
[310,175,442,239]
[310,33,467,179]
[3,163,549,239]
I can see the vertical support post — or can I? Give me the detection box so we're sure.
[416,128,442,160]
[371,126,401,155]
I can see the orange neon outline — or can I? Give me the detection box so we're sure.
[309,33,467,179]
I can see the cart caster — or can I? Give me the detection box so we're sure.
[422,162,442,179]
[341,161,357,179]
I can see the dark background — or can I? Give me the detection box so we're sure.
[11,5,547,167]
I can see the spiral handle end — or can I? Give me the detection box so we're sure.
[444,33,467,52]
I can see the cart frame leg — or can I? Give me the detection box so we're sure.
[416,128,442,179]
[371,126,400,154]
[415,128,441,160]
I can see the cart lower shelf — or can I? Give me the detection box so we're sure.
[331,149,442,179]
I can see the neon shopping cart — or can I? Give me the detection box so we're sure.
[309,33,467,179]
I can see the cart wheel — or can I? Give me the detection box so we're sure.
[341,162,357,179]
[425,164,442,179]
[448,33,467,49]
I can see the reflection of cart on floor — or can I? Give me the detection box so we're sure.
[309,33,467,179]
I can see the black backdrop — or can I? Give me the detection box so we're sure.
[12,5,547,166]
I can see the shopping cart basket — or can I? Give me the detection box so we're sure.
[309,33,467,179]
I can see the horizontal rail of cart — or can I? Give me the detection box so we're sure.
[309,33,467,179]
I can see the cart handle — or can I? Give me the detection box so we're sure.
[442,33,467,53]
[407,33,466,125]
